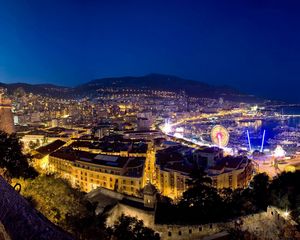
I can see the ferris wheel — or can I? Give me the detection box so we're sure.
[210,125,230,148]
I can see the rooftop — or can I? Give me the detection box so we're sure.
[69,139,148,153]
[50,147,145,169]
[164,161,193,175]
[208,156,250,174]
[195,146,223,154]
[35,140,66,157]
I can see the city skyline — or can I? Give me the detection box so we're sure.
[1,1,300,240]
[1,1,300,102]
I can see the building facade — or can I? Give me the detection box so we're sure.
[48,149,146,196]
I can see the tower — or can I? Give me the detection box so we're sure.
[143,182,157,209]
[0,90,15,134]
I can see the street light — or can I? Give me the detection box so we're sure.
[283,210,290,218]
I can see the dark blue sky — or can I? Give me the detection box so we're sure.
[1,1,300,102]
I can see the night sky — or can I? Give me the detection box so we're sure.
[1,1,300,102]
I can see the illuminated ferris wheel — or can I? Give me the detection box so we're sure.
[210,125,230,148]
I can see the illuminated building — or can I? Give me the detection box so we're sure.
[32,135,156,197]
[156,161,191,199]
[22,127,87,151]
[155,146,253,199]
[30,112,41,123]
[69,137,150,157]
[274,145,286,158]
[123,130,163,140]
[207,156,254,189]
[94,123,115,139]
[143,182,158,208]
[32,140,66,172]
[36,136,151,194]
[137,117,151,131]
[155,146,193,199]
[193,147,224,167]
[0,92,15,134]
[48,147,146,196]
[51,119,59,127]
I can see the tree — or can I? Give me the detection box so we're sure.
[36,139,41,148]
[28,140,38,150]
[250,173,270,210]
[269,171,300,223]
[66,203,108,240]
[108,215,160,240]
[228,228,258,240]
[179,168,224,223]
[20,175,88,230]
[14,175,108,240]
[218,188,237,217]
[230,188,256,216]
[185,168,212,188]
[0,131,37,179]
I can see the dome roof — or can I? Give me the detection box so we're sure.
[143,183,157,195]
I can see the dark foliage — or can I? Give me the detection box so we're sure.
[107,214,160,240]
[228,228,258,240]
[155,171,270,225]
[21,174,108,240]
[0,131,38,179]
[66,203,108,240]
[269,170,300,223]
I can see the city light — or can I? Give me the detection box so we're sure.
[174,132,183,139]
[1,2,300,239]
[247,130,252,152]
[162,122,172,134]
[274,145,286,158]
[260,130,266,152]
[283,210,290,218]
[175,127,184,133]
[210,125,229,148]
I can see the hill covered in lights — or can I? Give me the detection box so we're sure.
[1,74,261,102]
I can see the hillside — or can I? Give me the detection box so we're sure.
[0,82,72,98]
[75,74,259,102]
[0,74,260,102]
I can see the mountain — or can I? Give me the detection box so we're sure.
[0,82,72,98]
[75,74,260,102]
[0,74,260,102]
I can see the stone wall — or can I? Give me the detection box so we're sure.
[106,203,300,240]
[106,203,155,228]
[107,203,237,240]
[155,222,229,240]
[0,222,10,240]
[106,201,231,239]
[87,187,124,200]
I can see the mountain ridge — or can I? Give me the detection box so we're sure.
[75,73,258,102]
[0,74,260,102]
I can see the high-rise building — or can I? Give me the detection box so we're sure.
[0,91,15,134]
[137,112,153,131]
